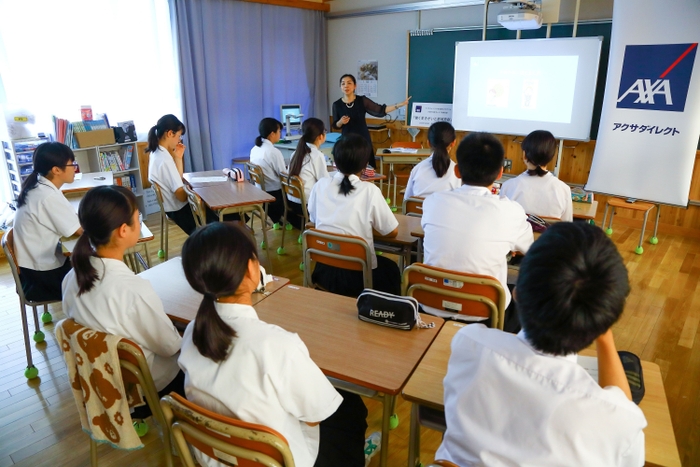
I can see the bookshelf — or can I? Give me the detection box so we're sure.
[2,136,50,201]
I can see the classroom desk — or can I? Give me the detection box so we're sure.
[375,149,432,209]
[275,141,334,165]
[60,172,114,194]
[374,213,423,268]
[402,323,681,467]
[138,257,289,324]
[280,168,387,184]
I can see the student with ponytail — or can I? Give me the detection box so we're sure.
[178,222,368,467]
[62,186,183,430]
[249,117,286,226]
[308,134,400,297]
[286,118,331,229]
[13,142,82,301]
[404,121,461,199]
[500,130,573,221]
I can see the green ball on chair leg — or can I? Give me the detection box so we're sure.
[285,223,293,231]
[389,413,399,430]
[299,262,304,271]
[635,246,644,255]
[41,312,52,324]
[260,241,267,249]
[273,223,281,230]
[605,228,613,236]
[297,235,302,244]
[33,331,45,343]
[650,236,659,245]
[158,249,165,259]
[24,366,39,379]
[277,247,286,255]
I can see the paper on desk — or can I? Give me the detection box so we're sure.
[74,173,83,180]
[577,355,599,382]
[190,176,227,183]
[389,147,419,154]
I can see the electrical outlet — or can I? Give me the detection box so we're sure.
[398,106,406,119]
[504,159,513,171]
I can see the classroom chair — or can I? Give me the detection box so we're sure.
[245,162,275,234]
[160,393,295,467]
[408,404,447,467]
[151,182,172,260]
[386,141,423,211]
[56,319,174,467]
[301,229,373,290]
[402,196,425,217]
[402,263,506,330]
[278,175,308,260]
[183,184,208,228]
[1,228,57,379]
[601,197,661,254]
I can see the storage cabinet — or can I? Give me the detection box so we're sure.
[2,137,49,201]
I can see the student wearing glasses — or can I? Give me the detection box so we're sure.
[13,142,83,301]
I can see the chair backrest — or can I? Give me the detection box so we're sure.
[302,228,373,289]
[160,393,295,467]
[152,182,166,213]
[246,162,266,191]
[391,141,423,149]
[427,461,459,467]
[280,175,309,222]
[402,263,506,330]
[2,228,28,303]
[402,197,425,217]
[183,185,207,227]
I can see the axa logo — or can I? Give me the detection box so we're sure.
[617,43,697,112]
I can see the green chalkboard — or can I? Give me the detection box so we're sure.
[407,22,612,140]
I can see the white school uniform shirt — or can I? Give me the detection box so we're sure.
[500,171,573,221]
[249,138,286,192]
[148,145,187,212]
[178,303,342,467]
[13,175,81,271]
[62,257,182,391]
[404,155,461,199]
[436,325,647,467]
[421,184,533,306]
[287,143,330,204]
[308,172,398,269]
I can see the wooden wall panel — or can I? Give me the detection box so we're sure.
[137,142,151,189]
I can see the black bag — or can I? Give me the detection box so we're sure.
[527,214,550,232]
[356,289,434,331]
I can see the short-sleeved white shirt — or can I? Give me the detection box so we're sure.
[421,184,533,305]
[148,146,187,213]
[500,171,573,221]
[13,175,81,271]
[178,303,342,467]
[308,172,399,269]
[404,155,461,199]
[62,257,182,390]
[287,143,330,204]
[249,139,286,192]
[436,325,647,467]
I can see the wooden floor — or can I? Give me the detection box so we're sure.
[0,211,699,467]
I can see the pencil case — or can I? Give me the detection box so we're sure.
[356,289,434,331]
[618,350,645,405]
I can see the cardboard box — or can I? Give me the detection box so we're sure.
[74,129,115,148]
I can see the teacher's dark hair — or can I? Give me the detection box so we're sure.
[289,118,325,178]
[522,130,557,177]
[17,142,75,207]
[339,74,357,85]
[333,134,370,196]
[516,222,629,355]
[456,132,504,187]
[255,118,282,147]
[181,222,258,362]
[428,122,456,178]
[146,114,186,154]
[72,186,138,296]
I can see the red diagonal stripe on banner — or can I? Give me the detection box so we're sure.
[659,43,698,78]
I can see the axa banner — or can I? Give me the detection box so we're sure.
[585,0,700,206]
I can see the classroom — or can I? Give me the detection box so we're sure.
[0,0,699,466]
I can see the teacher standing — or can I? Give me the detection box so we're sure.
[332,74,410,168]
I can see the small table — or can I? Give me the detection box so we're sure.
[374,214,423,268]
[402,323,681,467]
[138,257,289,325]
[61,172,114,194]
[602,197,660,255]
[375,149,432,209]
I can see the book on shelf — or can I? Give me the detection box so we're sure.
[114,174,137,192]
[123,145,133,168]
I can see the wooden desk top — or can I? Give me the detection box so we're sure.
[61,172,114,194]
[573,200,598,220]
[62,223,153,255]
[253,285,443,395]
[402,325,681,467]
[183,171,274,211]
[375,213,423,246]
[138,257,289,324]
[375,149,432,165]
[606,197,656,212]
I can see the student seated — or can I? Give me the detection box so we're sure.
[421,132,533,330]
[286,118,331,230]
[13,142,82,302]
[435,222,647,467]
[178,223,369,467]
[500,130,573,221]
[404,121,461,199]
[62,186,184,431]
[250,117,287,227]
[308,134,401,297]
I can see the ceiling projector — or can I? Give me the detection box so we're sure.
[498,2,542,30]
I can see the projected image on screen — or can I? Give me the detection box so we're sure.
[468,56,579,123]
[452,37,602,141]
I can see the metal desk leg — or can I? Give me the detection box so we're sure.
[651,204,661,243]
[380,393,394,467]
[408,403,421,467]
[391,163,398,210]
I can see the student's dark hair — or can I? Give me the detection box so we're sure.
[333,134,370,196]
[455,132,504,187]
[255,118,282,147]
[522,130,557,177]
[72,186,139,296]
[339,74,357,85]
[146,114,186,154]
[181,222,258,363]
[288,118,325,177]
[17,142,75,207]
[428,122,456,178]
[516,222,630,356]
